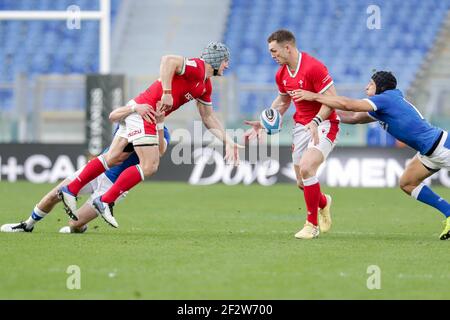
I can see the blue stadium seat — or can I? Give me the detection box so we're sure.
[0,0,122,111]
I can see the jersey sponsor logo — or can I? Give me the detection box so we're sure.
[378,121,388,130]
[185,93,194,101]
[299,80,304,88]
[283,80,287,86]
[128,129,142,137]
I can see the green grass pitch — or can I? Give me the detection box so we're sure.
[0,181,449,299]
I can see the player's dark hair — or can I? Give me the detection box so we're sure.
[372,71,397,94]
[267,29,296,45]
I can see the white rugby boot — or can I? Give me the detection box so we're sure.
[295,221,320,239]
[319,194,332,233]
[92,197,118,228]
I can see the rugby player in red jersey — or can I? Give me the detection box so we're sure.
[246,30,339,239]
[60,42,240,227]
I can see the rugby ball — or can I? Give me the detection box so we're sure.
[260,108,281,135]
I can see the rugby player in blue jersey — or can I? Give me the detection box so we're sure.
[292,71,450,240]
[1,103,170,233]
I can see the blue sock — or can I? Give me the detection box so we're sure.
[412,184,450,218]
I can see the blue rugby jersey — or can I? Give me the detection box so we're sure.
[365,89,442,155]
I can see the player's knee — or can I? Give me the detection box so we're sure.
[399,178,414,195]
[115,152,130,164]
[140,162,159,177]
[299,165,315,179]
[105,154,122,167]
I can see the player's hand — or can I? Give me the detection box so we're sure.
[155,101,165,124]
[291,89,317,102]
[305,121,320,145]
[224,142,244,166]
[160,93,173,113]
[244,120,263,142]
[136,104,156,123]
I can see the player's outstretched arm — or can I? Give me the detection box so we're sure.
[337,110,376,124]
[271,94,292,116]
[244,94,291,141]
[305,84,337,145]
[314,84,337,120]
[292,89,374,112]
[155,102,168,156]
[197,101,242,165]
[197,101,232,144]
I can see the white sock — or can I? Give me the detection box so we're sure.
[25,206,48,229]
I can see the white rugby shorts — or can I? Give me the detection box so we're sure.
[418,131,450,171]
[292,120,339,165]
[116,100,159,146]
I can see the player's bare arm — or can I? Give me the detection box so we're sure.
[336,110,376,124]
[160,55,185,112]
[304,84,337,145]
[315,84,337,120]
[292,89,374,112]
[109,104,156,123]
[196,100,234,145]
[155,102,168,156]
[244,94,291,141]
[197,100,242,165]
[271,93,292,116]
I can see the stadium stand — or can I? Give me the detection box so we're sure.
[112,0,229,77]
[0,0,121,82]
